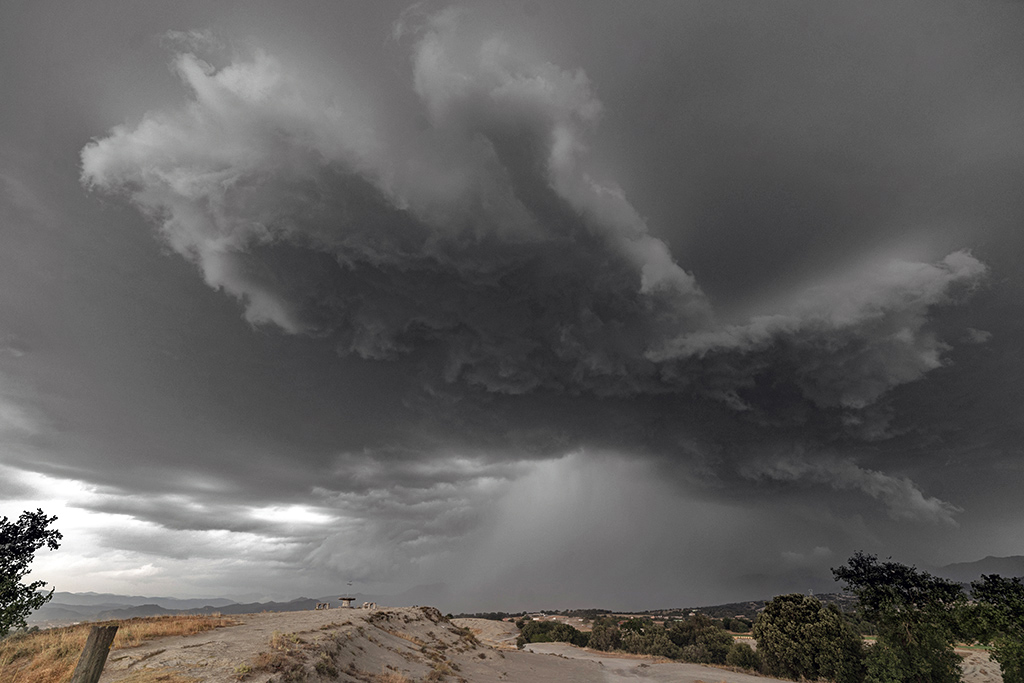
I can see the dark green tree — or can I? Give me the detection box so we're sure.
[620,622,683,659]
[620,617,653,635]
[832,552,965,683]
[723,616,752,633]
[971,574,1024,683]
[753,593,864,683]
[587,622,621,651]
[1,509,62,637]
[667,613,734,664]
[726,640,761,670]
[516,619,590,648]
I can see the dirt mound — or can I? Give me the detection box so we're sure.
[449,618,520,650]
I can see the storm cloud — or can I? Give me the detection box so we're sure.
[81,9,985,433]
[3,0,1021,609]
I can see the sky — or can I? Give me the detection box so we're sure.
[2,0,1024,613]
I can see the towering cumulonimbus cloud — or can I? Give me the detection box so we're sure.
[81,9,986,421]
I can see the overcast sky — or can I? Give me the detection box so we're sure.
[3,0,1024,612]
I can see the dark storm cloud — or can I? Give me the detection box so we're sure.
[62,1,1024,602]
[3,0,1021,607]
[80,8,986,446]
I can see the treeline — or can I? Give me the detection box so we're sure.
[513,552,1024,683]
[640,592,859,623]
[453,607,611,621]
[516,612,759,668]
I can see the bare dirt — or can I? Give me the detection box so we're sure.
[94,606,1004,683]
[958,648,1003,683]
[449,619,519,650]
[95,606,788,683]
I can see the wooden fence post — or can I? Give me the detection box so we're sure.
[69,624,119,683]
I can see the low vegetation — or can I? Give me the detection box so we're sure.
[509,552,1024,683]
[0,614,237,683]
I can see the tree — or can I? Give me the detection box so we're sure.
[832,552,965,683]
[753,593,864,683]
[668,613,734,664]
[971,574,1024,683]
[726,640,761,670]
[516,619,589,648]
[620,617,654,635]
[1,509,62,637]
[587,622,621,651]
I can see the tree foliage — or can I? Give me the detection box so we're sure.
[586,621,621,651]
[832,552,965,683]
[971,574,1024,683]
[722,616,752,633]
[516,619,589,648]
[753,593,864,683]
[726,640,761,670]
[1,509,62,637]
[667,613,733,664]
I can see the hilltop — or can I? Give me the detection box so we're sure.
[86,606,789,683]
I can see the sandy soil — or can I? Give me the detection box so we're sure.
[95,607,790,683]
[525,642,780,683]
[94,607,1004,683]
[958,648,1003,683]
[450,619,520,650]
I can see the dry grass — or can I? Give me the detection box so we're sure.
[113,615,238,648]
[375,669,412,682]
[0,615,238,683]
[237,629,319,680]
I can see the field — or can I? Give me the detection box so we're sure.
[0,615,238,683]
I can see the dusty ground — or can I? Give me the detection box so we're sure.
[94,607,1004,683]
[524,642,778,683]
[958,648,1003,683]
[449,619,520,650]
[95,607,790,683]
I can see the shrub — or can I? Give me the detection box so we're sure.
[668,613,733,664]
[753,593,864,683]
[726,641,760,670]
[587,624,621,651]
[516,620,589,648]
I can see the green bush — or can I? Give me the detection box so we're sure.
[668,613,733,664]
[516,619,589,649]
[619,625,682,659]
[587,623,621,651]
[726,641,760,670]
[753,593,864,683]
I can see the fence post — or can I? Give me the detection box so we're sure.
[69,624,119,683]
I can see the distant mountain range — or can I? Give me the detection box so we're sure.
[934,555,1024,583]
[27,559,1023,628]
[28,584,452,627]
[47,591,237,609]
